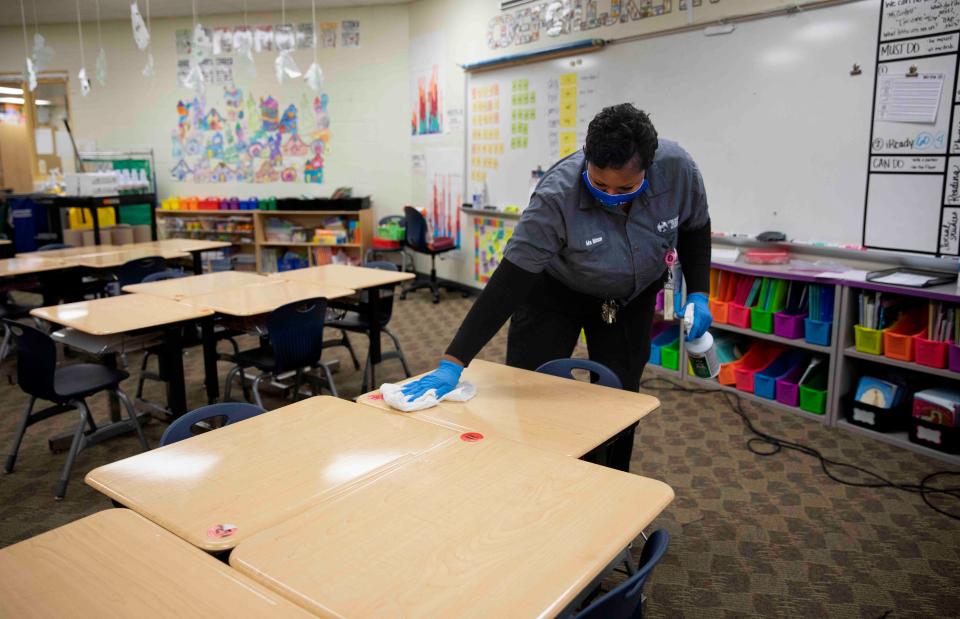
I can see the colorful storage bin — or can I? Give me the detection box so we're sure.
[773,312,806,340]
[950,343,960,373]
[854,325,887,355]
[750,307,776,334]
[734,344,786,393]
[727,303,751,328]
[709,299,729,324]
[754,350,810,401]
[650,325,679,368]
[914,337,949,369]
[804,318,832,346]
[798,365,829,415]
[883,314,926,362]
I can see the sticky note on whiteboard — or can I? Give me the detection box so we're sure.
[876,73,944,124]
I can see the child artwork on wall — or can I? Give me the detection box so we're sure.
[170,85,331,184]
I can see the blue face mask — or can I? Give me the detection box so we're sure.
[582,170,648,208]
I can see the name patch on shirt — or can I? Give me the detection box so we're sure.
[585,235,604,247]
[657,216,679,233]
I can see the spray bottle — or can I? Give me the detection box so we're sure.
[684,303,720,379]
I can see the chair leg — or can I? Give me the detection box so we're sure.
[4,396,35,473]
[223,365,242,402]
[0,324,11,362]
[115,388,149,451]
[292,369,304,402]
[430,255,440,304]
[55,401,91,500]
[251,374,266,409]
[318,363,338,398]
[340,331,361,370]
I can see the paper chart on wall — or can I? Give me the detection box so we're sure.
[425,147,463,248]
[169,85,331,184]
[410,33,445,137]
[473,217,514,284]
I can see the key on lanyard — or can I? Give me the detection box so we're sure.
[663,248,680,321]
[601,299,618,324]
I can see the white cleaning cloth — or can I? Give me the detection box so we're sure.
[379,381,477,412]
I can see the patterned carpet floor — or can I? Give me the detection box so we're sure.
[0,287,958,618]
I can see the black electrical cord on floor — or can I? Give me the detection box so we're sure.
[639,377,960,521]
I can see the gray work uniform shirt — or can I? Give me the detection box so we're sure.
[503,139,710,303]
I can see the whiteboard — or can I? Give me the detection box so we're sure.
[467,0,880,246]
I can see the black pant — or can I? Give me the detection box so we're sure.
[505,274,662,471]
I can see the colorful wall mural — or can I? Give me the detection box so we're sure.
[170,85,331,184]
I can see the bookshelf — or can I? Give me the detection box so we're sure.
[156,210,255,270]
[252,209,373,272]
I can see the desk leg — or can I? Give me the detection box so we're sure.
[191,251,203,275]
[201,317,219,404]
[104,353,121,422]
[91,206,101,246]
[367,287,383,388]
[159,325,188,417]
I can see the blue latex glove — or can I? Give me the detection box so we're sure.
[682,292,712,341]
[401,360,463,401]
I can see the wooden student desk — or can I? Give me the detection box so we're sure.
[231,434,675,618]
[15,244,118,259]
[31,294,215,416]
[85,397,459,552]
[358,359,660,459]
[66,247,191,269]
[130,239,233,274]
[0,509,311,618]
[279,264,415,386]
[177,279,355,317]
[0,255,70,277]
[123,270,270,299]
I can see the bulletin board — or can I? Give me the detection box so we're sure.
[863,0,960,256]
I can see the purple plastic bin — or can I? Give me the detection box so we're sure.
[655,289,664,313]
[773,312,806,340]
[775,362,807,407]
[950,343,960,373]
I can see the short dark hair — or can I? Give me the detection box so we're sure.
[584,103,658,170]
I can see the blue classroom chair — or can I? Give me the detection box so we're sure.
[536,358,623,389]
[160,402,266,446]
[223,297,338,407]
[2,319,149,499]
[574,530,670,619]
[114,256,168,290]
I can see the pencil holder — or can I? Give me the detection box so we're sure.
[854,325,887,355]
[804,318,832,346]
[749,307,776,334]
[709,299,729,324]
[883,318,925,362]
[727,303,751,328]
[949,343,960,373]
[914,336,949,369]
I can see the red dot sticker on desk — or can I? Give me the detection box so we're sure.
[207,523,238,538]
[368,392,384,401]
[460,432,484,442]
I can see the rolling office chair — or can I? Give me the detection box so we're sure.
[573,530,670,619]
[2,320,149,499]
[223,297,338,407]
[324,261,411,391]
[159,402,266,447]
[400,206,472,304]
